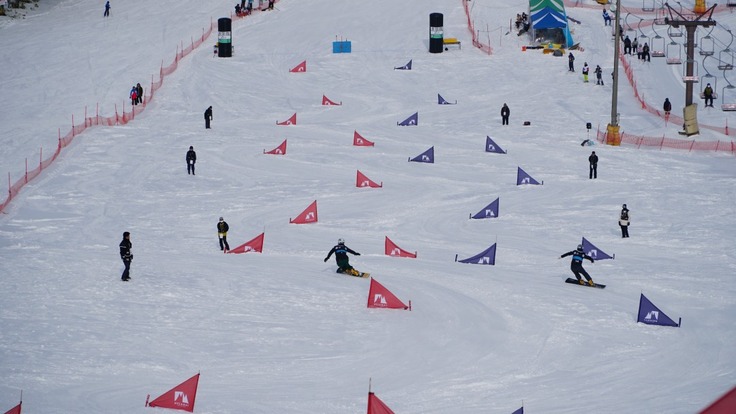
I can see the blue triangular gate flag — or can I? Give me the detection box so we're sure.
[408,146,434,163]
[397,112,418,126]
[394,59,412,70]
[516,167,542,185]
[581,237,615,260]
[437,94,457,105]
[485,136,507,154]
[471,197,499,219]
[511,407,524,414]
[637,294,681,327]
[455,243,496,265]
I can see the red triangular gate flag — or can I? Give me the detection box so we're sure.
[367,278,409,310]
[276,113,297,125]
[289,200,318,224]
[367,392,396,414]
[356,170,382,188]
[384,236,417,258]
[226,232,265,254]
[353,131,375,147]
[322,95,342,106]
[146,373,200,412]
[700,385,736,414]
[289,60,307,73]
[264,139,287,155]
[3,402,21,414]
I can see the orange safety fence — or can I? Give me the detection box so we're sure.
[462,0,493,55]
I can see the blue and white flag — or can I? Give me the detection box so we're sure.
[471,198,499,219]
[581,237,614,260]
[408,146,434,163]
[637,294,680,327]
[516,167,542,185]
[398,112,418,126]
[485,136,507,154]
[456,243,496,265]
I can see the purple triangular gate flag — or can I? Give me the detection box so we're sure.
[637,294,680,327]
[456,243,496,265]
[511,407,524,414]
[408,146,434,163]
[438,94,457,105]
[398,112,418,126]
[471,197,499,219]
[485,136,507,154]
[516,167,542,185]
[581,237,614,260]
[394,59,412,70]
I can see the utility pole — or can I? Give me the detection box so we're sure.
[606,0,623,146]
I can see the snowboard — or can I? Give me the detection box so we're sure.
[336,269,370,278]
[565,277,605,289]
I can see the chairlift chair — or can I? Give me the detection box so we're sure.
[721,85,736,111]
[651,35,666,57]
[666,41,682,64]
[718,49,734,70]
[699,35,715,56]
[728,0,736,7]
[700,74,717,99]
[682,59,699,83]
[642,0,655,12]
[668,26,684,38]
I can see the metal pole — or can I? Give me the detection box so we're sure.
[611,0,621,127]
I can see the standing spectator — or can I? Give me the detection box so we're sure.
[130,86,138,106]
[582,62,589,83]
[104,0,110,17]
[594,65,604,85]
[119,231,132,281]
[186,146,197,175]
[602,9,611,26]
[623,36,632,55]
[642,43,650,61]
[619,204,630,238]
[136,83,143,105]
[588,151,598,179]
[663,98,672,117]
[217,217,230,252]
[568,52,575,72]
[501,103,510,126]
[267,0,274,10]
[204,106,213,129]
[703,83,714,107]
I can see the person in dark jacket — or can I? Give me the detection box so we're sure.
[594,65,604,85]
[560,244,595,285]
[663,98,672,116]
[619,204,630,238]
[186,146,197,175]
[136,83,143,105]
[324,238,361,275]
[588,151,598,179]
[501,103,510,125]
[104,1,110,17]
[119,231,132,281]
[623,35,632,55]
[204,106,213,129]
[642,42,650,61]
[217,217,230,251]
[568,52,575,72]
[703,83,714,107]
[130,86,138,106]
[267,0,274,10]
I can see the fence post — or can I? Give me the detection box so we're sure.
[660,135,665,150]
[689,140,695,152]
[25,158,28,183]
[96,103,100,126]
[71,114,75,137]
[39,147,42,170]
[715,140,720,152]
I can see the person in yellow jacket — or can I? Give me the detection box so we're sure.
[217,217,230,251]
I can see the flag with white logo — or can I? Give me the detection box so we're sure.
[471,198,499,219]
[384,236,417,258]
[408,146,434,163]
[637,294,680,327]
[146,373,200,412]
[456,243,497,265]
[289,200,318,224]
[226,232,265,254]
[581,237,614,260]
[367,278,409,310]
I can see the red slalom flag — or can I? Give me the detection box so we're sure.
[322,94,342,106]
[367,278,409,310]
[146,373,200,412]
[264,139,287,155]
[3,402,21,414]
[356,170,382,188]
[289,200,318,224]
[384,236,416,258]
[367,391,396,414]
[289,60,307,73]
[701,385,736,414]
[353,130,375,146]
[226,232,265,254]
[276,113,297,125]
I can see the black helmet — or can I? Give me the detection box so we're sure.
[622,204,627,209]
[577,244,583,250]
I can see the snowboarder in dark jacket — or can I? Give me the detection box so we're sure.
[217,217,230,251]
[560,244,595,285]
[104,1,110,17]
[186,146,197,175]
[501,103,510,125]
[594,65,604,85]
[324,238,361,275]
[204,106,213,129]
[119,231,132,281]
[136,83,143,105]
[588,151,598,179]
[619,204,630,238]
[663,98,672,115]
[568,52,575,72]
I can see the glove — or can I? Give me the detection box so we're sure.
[589,258,595,263]
[323,257,328,262]
[355,253,361,256]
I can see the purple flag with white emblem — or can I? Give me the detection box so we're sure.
[437,94,457,105]
[581,237,615,260]
[516,167,542,185]
[397,112,418,126]
[394,59,412,70]
[455,243,496,265]
[637,294,681,327]
[511,407,524,414]
[485,136,507,154]
[408,146,434,163]
[471,198,499,219]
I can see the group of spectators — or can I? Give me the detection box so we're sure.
[515,12,530,36]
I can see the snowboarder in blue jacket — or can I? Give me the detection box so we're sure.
[560,244,595,285]
[324,238,361,275]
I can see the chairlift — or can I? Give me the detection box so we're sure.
[624,14,636,32]
[682,59,699,83]
[668,26,683,38]
[642,0,655,12]
[718,29,734,70]
[637,18,648,41]
[721,85,736,111]
[728,0,736,7]
[700,74,717,99]
[666,41,682,64]
[699,25,715,56]
[651,35,666,57]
